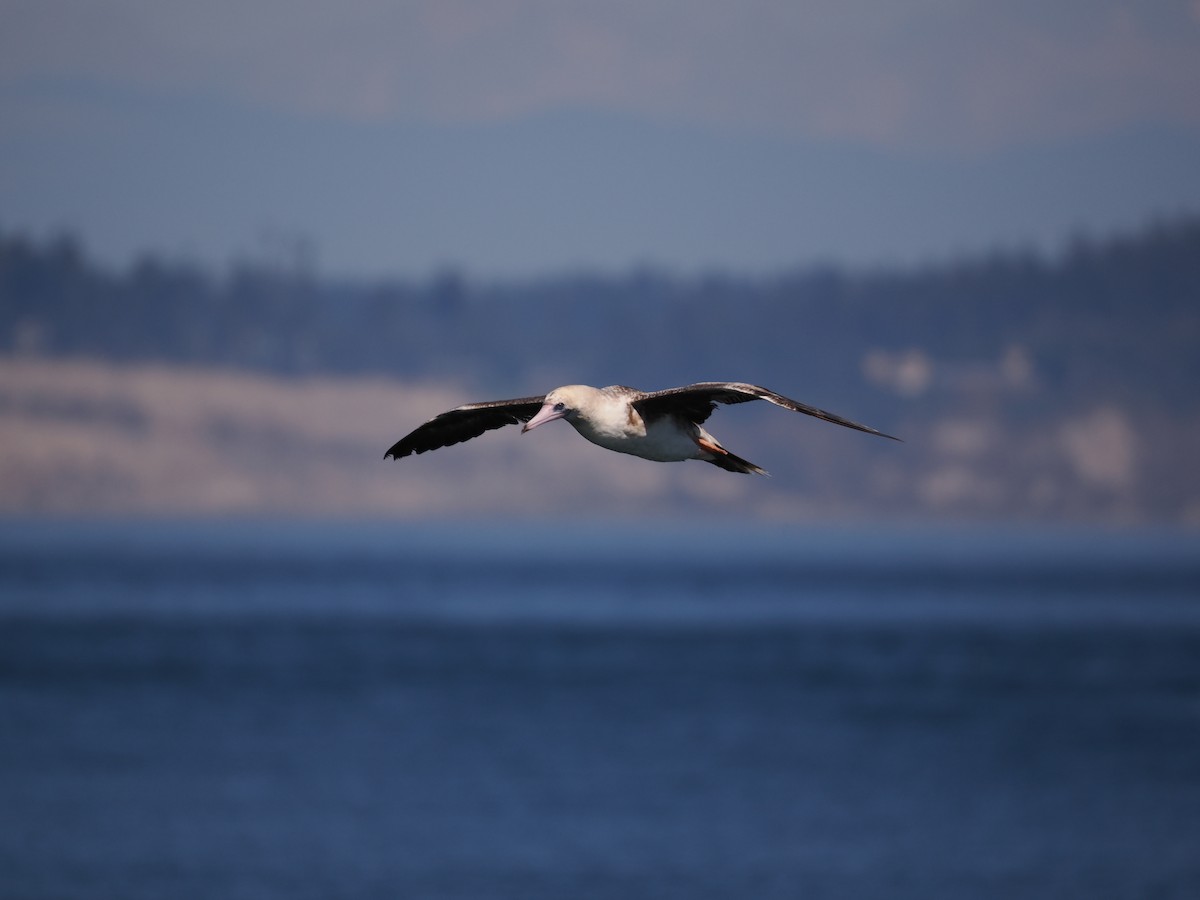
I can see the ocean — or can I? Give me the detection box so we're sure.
[1,520,1198,899]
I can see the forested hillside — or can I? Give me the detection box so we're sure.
[2,218,1198,522]
[3,218,1198,400]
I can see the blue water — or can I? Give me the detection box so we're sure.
[2,521,1199,899]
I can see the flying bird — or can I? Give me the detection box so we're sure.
[385,382,898,476]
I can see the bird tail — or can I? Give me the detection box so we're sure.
[703,449,769,476]
[695,433,768,476]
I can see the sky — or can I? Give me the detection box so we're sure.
[2,0,1200,278]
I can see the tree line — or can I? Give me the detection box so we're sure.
[2,217,1198,417]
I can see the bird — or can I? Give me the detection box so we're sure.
[385,382,898,476]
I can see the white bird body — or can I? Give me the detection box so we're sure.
[386,381,898,476]
[546,385,734,464]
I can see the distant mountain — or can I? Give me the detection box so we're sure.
[3,80,1200,278]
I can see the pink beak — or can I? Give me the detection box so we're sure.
[522,403,567,433]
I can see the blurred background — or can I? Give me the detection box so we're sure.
[2,0,1199,521]
[2,3,1200,899]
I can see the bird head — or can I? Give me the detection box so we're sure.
[521,386,588,433]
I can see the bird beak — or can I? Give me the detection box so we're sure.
[522,403,567,433]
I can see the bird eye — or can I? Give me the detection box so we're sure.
[553,402,566,412]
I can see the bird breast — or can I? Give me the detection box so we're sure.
[571,408,704,462]
[570,402,646,446]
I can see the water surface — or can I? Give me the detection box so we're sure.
[2,521,1198,899]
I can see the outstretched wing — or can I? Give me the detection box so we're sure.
[632,382,900,440]
[385,395,546,459]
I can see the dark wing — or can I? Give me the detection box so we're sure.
[385,395,546,459]
[632,382,900,440]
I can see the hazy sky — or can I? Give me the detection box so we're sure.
[6,0,1199,146]
[3,1,1199,275]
